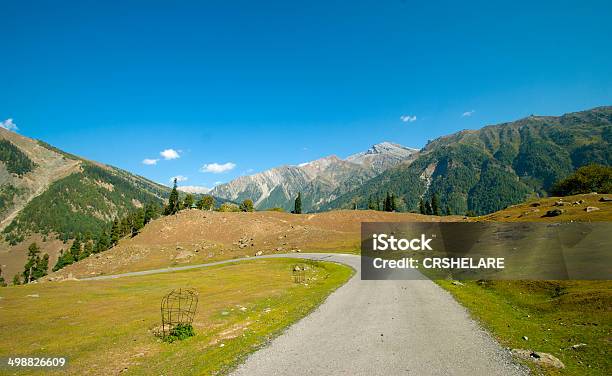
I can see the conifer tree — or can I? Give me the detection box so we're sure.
[70,235,82,260]
[431,193,441,216]
[165,178,180,215]
[22,243,48,283]
[419,198,426,214]
[144,202,160,224]
[96,230,111,253]
[445,205,451,215]
[367,196,376,210]
[110,218,121,246]
[294,192,302,214]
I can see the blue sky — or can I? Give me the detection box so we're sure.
[2,0,611,191]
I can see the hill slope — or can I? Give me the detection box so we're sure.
[0,129,169,279]
[325,106,612,215]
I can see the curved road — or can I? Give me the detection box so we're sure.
[83,253,527,375]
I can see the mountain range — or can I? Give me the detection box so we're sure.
[209,142,418,212]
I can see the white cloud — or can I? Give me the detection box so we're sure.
[178,185,210,194]
[0,118,18,131]
[200,162,236,173]
[400,115,417,123]
[461,110,476,117]
[169,175,188,183]
[160,148,180,160]
[142,158,159,165]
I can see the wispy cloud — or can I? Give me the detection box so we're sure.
[200,162,236,173]
[400,115,417,123]
[160,148,180,160]
[178,185,210,194]
[169,175,188,183]
[142,158,159,165]
[0,118,18,131]
[461,110,476,117]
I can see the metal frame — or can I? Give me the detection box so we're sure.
[160,288,198,338]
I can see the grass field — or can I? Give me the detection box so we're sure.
[0,258,353,375]
[437,278,611,375]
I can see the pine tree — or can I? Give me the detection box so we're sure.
[431,193,441,216]
[22,243,48,282]
[445,205,451,215]
[165,178,180,215]
[96,230,111,253]
[144,202,160,224]
[294,192,302,214]
[390,194,397,211]
[367,196,376,210]
[132,208,145,237]
[419,199,426,214]
[70,235,82,260]
[110,218,121,246]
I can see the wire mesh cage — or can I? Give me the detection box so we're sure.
[292,263,306,284]
[160,288,198,338]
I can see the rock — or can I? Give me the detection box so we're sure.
[255,251,263,256]
[451,281,464,286]
[26,294,40,298]
[512,349,565,369]
[176,246,184,250]
[522,336,528,341]
[599,197,612,202]
[530,202,541,207]
[572,343,587,350]
[585,206,600,212]
[543,209,563,217]
[553,200,565,206]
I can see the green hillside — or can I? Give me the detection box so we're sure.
[324,106,612,215]
[2,147,168,244]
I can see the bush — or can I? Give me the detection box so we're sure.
[265,207,285,212]
[217,202,240,212]
[163,324,195,343]
[550,164,612,196]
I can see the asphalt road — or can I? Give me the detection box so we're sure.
[82,253,527,375]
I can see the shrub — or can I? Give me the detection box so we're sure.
[163,324,195,343]
[217,202,240,212]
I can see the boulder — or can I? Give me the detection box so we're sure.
[543,209,563,217]
[585,206,600,212]
[511,349,565,369]
[599,197,612,202]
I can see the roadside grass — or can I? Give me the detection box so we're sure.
[0,258,353,375]
[437,279,611,375]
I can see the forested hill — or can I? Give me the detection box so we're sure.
[324,106,612,215]
[0,128,169,245]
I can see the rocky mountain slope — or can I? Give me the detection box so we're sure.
[325,106,612,215]
[210,142,418,212]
